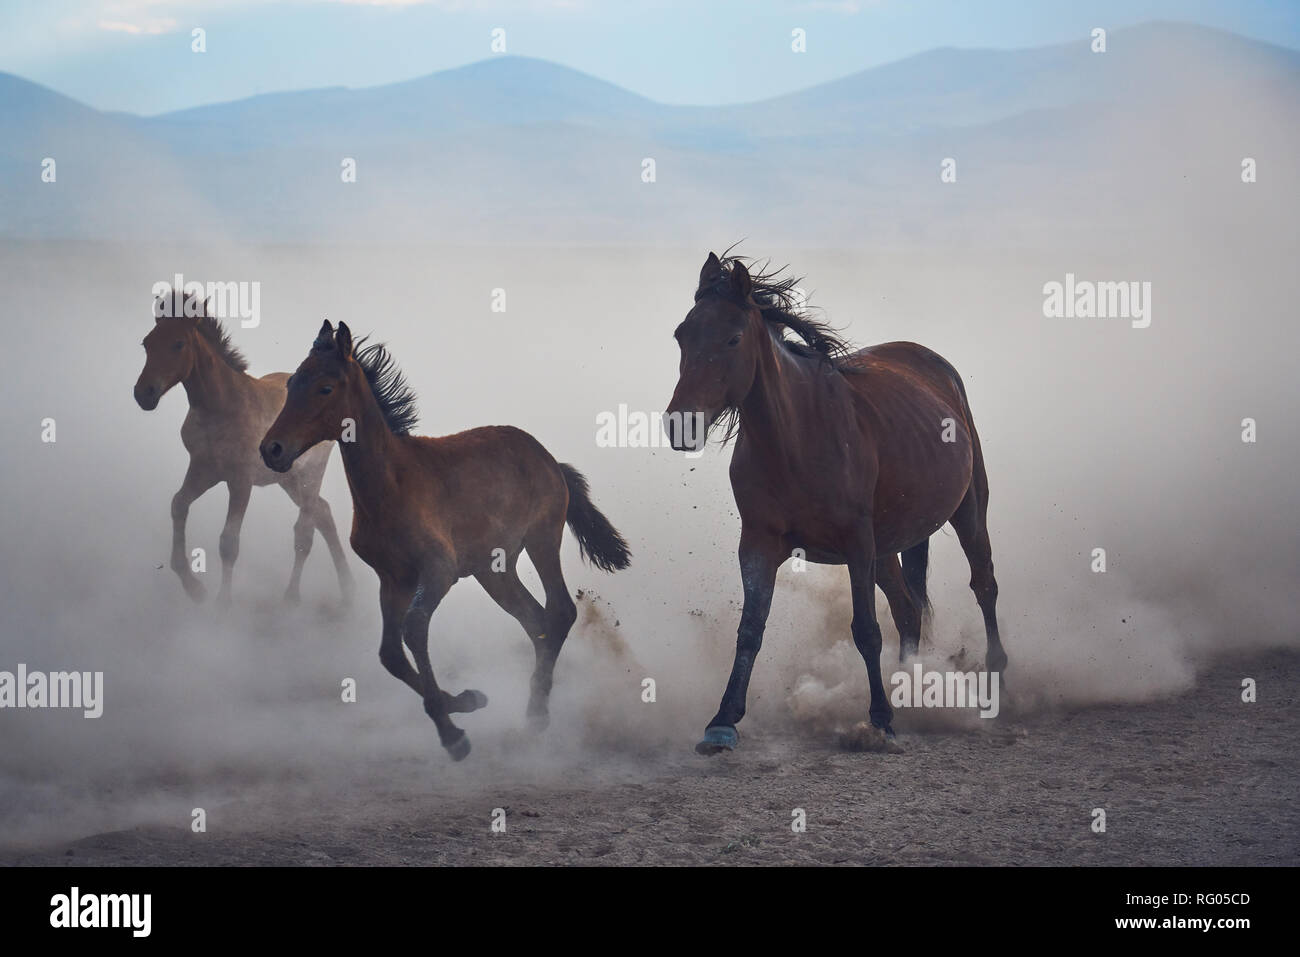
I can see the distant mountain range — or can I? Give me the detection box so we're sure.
[1,21,1297,245]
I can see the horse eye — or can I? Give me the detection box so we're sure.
[319,385,333,395]
[727,334,742,346]
[173,341,184,351]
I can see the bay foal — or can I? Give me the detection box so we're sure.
[260,321,630,760]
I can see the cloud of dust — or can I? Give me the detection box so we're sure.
[2,36,1298,849]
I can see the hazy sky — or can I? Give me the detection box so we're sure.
[2,0,1299,114]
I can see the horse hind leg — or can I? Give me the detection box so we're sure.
[876,552,922,663]
[948,486,1007,673]
[475,558,555,721]
[520,527,577,730]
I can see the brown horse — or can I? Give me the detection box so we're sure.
[259,321,631,761]
[665,252,1007,754]
[134,288,354,605]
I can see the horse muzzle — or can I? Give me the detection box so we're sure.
[662,409,712,452]
[133,382,161,410]
[259,438,296,473]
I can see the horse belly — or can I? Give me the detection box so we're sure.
[871,464,970,553]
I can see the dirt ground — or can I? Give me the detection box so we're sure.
[4,648,1295,867]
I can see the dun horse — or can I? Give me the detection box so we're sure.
[134,288,354,605]
[259,321,630,761]
[665,252,1007,754]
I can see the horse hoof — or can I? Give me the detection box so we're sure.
[461,689,489,713]
[283,589,301,607]
[527,710,550,732]
[182,578,207,603]
[695,726,738,755]
[445,733,471,762]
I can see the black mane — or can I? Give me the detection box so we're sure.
[699,250,859,365]
[352,338,419,435]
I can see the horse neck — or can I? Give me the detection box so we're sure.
[336,384,404,524]
[737,330,845,477]
[180,335,245,410]
[738,330,804,450]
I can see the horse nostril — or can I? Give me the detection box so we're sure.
[267,441,283,458]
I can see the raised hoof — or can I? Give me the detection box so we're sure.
[695,725,738,755]
[459,689,489,713]
[180,576,207,604]
[445,732,471,762]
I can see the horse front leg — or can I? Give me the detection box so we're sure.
[217,480,251,606]
[403,562,478,761]
[170,460,218,603]
[696,529,783,755]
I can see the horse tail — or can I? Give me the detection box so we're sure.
[558,464,631,573]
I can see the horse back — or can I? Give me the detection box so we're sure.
[355,426,567,579]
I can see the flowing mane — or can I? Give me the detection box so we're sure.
[154,287,249,372]
[696,250,859,365]
[353,338,419,435]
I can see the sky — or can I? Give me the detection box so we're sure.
[2,0,1299,115]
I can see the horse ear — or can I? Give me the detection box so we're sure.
[313,320,335,351]
[336,321,355,359]
[699,251,723,290]
[729,259,752,301]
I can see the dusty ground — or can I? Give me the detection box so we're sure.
[4,649,1295,867]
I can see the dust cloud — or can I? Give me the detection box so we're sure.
[2,49,1298,848]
